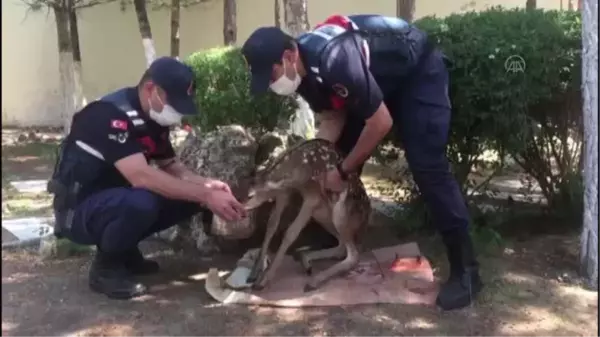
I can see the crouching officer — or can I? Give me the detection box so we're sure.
[48,57,247,300]
[241,15,483,310]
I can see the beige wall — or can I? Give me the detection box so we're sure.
[2,0,562,127]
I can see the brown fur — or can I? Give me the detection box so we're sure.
[244,138,372,292]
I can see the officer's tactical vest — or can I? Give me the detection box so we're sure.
[49,88,150,201]
[297,14,432,80]
[48,87,150,236]
[69,88,149,162]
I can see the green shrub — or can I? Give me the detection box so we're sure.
[416,7,582,187]
[184,46,297,132]
[392,7,583,235]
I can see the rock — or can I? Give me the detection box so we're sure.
[161,125,259,253]
[255,130,304,170]
[27,131,40,142]
[159,124,339,255]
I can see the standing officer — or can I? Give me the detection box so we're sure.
[48,57,247,300]
[241,14,482,310]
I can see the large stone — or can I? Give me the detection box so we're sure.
[159,124,338,255]
[159,125,258,254]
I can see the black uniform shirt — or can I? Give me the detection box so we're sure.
[69,87,175,196]
[296,33,385,122]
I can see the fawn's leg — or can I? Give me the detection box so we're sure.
[247,193,289,284]
[304,192,362,292]
[300,244,346,275]
[304,240,360,292]
[254,196,317,290]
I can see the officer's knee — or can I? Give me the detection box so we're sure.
[120,188,162,226]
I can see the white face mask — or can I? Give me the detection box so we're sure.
[269,59,301,96]
[148,90,183,127]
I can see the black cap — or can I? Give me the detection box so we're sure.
[147,57,198,116]
[241,26,290,95]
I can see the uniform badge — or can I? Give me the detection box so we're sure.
[111,119,128,130]
[117,132,128,144]
[108,132,128,144]
[332,83,349,98]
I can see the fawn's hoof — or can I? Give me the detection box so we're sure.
[252,282,265,291]
[303,283,318,293]
[292,251,302,262]
[246,273,258,284]
[299,254,312,275]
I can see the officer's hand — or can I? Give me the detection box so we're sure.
[321,168,346,193]
[203,178,233,194]
[204,190,247,222]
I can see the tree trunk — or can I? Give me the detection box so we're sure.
[53,3,76,134]
[133,0,156,67]
[281,0,314,139]
[170,0,180,59]
[580,0,598,291]
[68,6,86,110]
[526,0,536,10]
[274,0,281,29]
[282,0,309,37]
[223,0,236,46]
[396,0,415,22]
[568,0,574,10]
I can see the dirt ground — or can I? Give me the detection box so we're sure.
[2,128,598,336]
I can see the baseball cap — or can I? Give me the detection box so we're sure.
[146,57,198,116]
[241,26,291,95]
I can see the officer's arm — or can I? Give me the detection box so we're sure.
[77,103,213,204]
[156,158,209,185]
[315,110,346,143]
[115,154,212,204]
[323,39,393,174]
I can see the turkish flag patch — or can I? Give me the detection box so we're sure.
[111,119,128,130]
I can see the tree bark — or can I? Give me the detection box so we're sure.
[396,0,415,23]
[133,0,156,67]
[170,0,180,59]
[68,4,86,110]
[223,0,236,46]
[274,0,281,29]
[580,0,598,291]
[282,0,314,139]
[53,3,76,134]
[282,0,309,37]
[526,0,536,10]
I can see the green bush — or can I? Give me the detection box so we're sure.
[391,7,583,235]
[416,7,582,188]
[184,46,297,132]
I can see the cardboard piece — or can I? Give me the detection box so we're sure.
[205,242,438,307]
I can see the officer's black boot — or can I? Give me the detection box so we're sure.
[124,247,160,275]
[436,229,483,310]
[89,250,148,300]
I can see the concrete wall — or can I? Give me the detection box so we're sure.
[1,0,562,127]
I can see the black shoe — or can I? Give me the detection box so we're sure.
[436,230,483,310]
[89,251,148,300]
[124,248,160,275]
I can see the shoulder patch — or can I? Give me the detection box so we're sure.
[332,83,349,98]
